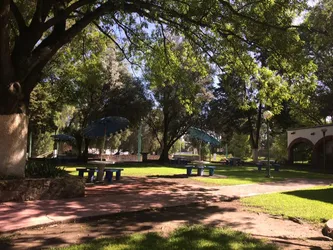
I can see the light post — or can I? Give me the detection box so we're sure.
[321,128,327,172]
[263,110,273,178]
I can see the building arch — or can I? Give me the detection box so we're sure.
[287,137,314,165]
[313,135,333,171]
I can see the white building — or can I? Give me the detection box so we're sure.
[287,124,333,170]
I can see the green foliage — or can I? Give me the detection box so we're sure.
[144,39,213,160]
[169,140,185,154]
[271,133,288,162]
[32,132,54,157]
[297,0,333,123]
[26,161,67,178]
[200,144,211,160]
[228,133,252,159]
[29,83,59,132]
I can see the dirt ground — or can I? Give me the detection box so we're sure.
[1,200,332,250]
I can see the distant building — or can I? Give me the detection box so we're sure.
[287,124,333,171]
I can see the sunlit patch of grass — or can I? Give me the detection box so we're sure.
[64,163,185,177]
[55,225,277,250]
[241,186,333,223]
[65,164,333,186]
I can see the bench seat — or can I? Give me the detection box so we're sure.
[76,168,124,183]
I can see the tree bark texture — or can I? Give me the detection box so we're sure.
[252,148,259,163]
[0,114,28,177]
[159,146,171,162]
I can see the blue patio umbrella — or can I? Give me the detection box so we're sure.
[83,116,130,160]
[188,127,220,146]
[51,134,75,142]
[188,127,220,161]
[83,116,130,138]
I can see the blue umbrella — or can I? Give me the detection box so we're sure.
[188,127,220,146]
[51,134,75,142]
[83,116,130,161]
[83,116,130,138]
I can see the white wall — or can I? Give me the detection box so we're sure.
[287,125,333,147]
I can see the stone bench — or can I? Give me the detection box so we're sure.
[76,168,124,183]
[185,165,216,176]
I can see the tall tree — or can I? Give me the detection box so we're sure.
[0,0,312,176]
[299,0,333,124]
[144,40,212,161]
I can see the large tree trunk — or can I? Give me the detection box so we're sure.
[252,148,259,163]
[0,114,28,177]
[75,134,83,160]
[159,146,170,162]
[83,138,90,163]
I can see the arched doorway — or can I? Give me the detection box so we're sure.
[313,135,333,172]
[288,138,314,166]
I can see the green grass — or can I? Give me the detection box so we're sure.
[65,163,333,186]
[241,186,333,223]
[54,225,277,250]
[193,166,333,186]
[65,163,185,177]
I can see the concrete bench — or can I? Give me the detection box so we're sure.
[104,169,124,183]
[77,168,96,182]
[76,168,124,183]
[256,162,280,171]
[207,166,216,176]
[185,165,216,176]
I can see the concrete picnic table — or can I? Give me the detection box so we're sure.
[77,161,123,183]
[185,164,216,176]
[256,161,280,171]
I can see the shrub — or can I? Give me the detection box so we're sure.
[32,132,54,157]
[25,160,67,178]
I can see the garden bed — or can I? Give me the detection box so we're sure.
[0,176,85,202]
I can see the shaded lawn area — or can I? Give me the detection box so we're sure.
[241,186,333,223]
[55,225,277,250]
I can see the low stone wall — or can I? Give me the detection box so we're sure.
[0,176,85,202]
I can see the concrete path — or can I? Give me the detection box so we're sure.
[0,177,331,233]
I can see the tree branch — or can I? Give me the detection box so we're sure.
[91,20,141,68]
[22,2,113,91]
[0,0,13,85]
[10,0,26,32]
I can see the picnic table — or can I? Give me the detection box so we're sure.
[76,167,124,183]
[256,161,280,171]
[185,165,216,176]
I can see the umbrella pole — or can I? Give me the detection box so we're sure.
[101,126,106,161]
[199,141,202,161]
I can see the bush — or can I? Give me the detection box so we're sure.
[32,132,54,157]
[271,133,288,162]
[25,161,67,178]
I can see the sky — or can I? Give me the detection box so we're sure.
[293,0,319,24]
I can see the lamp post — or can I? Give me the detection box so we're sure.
[263,110,273,178]
[321,128,327,172]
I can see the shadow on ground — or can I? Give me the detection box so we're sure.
[283,186,333,204]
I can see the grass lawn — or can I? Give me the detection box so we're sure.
[193,167,333,186]
[65,163,185,177]
[241,186,333,223]
[54,225,277,250]
[64,163,333,186]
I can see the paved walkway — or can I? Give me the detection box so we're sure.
[0,177,331,233]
